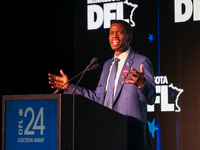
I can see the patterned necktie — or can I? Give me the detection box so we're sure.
[104,58,120,109]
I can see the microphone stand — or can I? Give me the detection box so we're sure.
[71,69,87,94]
[71,68,87,150]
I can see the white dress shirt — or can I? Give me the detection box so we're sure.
[105,49,130,97]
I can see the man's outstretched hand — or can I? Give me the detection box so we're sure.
[48,70,69,90]
[122,64,145,88]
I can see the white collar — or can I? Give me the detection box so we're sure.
[114,48,130,61]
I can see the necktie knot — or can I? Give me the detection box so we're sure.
[114,58,120,63]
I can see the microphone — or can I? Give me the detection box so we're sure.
[85,57,98,71]
[53,57,99,94]
[71,62,99,95]
[87,63,100,71]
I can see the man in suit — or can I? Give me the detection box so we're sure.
[49,20,156,150]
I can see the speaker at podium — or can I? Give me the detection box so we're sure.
[2,94,144,150]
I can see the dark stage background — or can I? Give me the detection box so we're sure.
[1,0,75,148]
[1,0,200,149]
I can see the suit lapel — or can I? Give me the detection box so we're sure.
[113,50,135,104]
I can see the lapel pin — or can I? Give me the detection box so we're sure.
[126,62,130,67]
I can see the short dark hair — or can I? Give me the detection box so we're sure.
[111,20,132,35]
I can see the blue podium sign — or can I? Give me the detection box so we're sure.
[5,99,57,150]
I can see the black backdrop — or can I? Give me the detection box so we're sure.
[1,0,200,149]
[2,0,75,95]
[1,0,74,147]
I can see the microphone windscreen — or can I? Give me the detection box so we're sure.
[90,57,98,65]
[88,63,100,71]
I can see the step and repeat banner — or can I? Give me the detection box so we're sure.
[73,0,200,150]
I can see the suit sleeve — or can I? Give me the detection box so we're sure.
[63,62,107,104]
[63,83,102,103]
[138,58,156,105]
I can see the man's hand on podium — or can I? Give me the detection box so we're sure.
[48,70,69,90]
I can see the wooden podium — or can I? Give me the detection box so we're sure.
[2,94,144,150]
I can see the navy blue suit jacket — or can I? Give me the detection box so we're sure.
[64,49,156,149]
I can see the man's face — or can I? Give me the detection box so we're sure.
[109,23,132,53]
